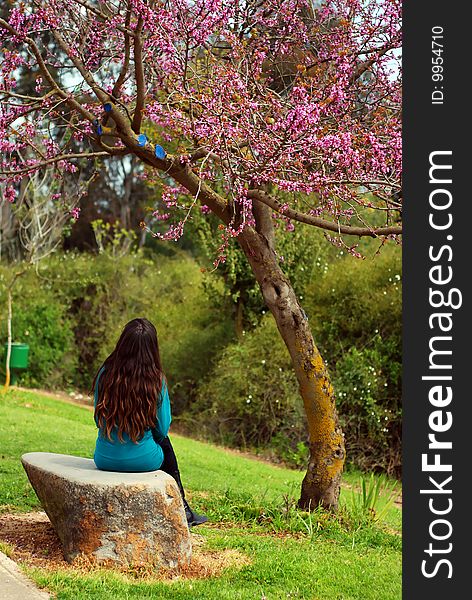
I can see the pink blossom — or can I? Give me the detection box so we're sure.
[0,0,402,255]
[4,186,16,203]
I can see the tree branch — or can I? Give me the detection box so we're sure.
[349,41,399,84]
[68,0,137,38]
[0,90,55,103]
[111,9,132,99]
[0,18,97,123]
[253,196,275,250]
[132,16,145,134]
[247,189,402,237]
[48,28,133,136]
[0,152,108,176]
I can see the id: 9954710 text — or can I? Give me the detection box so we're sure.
[431,26,444,105]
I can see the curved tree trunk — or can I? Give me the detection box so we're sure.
[166,163,345,509]
[238,205,345,510]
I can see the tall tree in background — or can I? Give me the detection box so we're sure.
[0,0,402,509]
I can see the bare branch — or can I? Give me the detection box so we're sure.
[111,8,132,99]
[350,41,399,84]
[189,140,248,164]
[51,30,109,104]
[132,16,145,134]
[0,90,55,103]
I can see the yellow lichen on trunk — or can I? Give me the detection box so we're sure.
[236,226,345,510]
[296,344,345,509]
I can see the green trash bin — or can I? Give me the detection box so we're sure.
[5,343,30,369]
[3,343,29,384]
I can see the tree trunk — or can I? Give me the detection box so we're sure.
[238,223,345,510]
[3,287,12,389]
[120,157,135,229]
[235,296,244,340]
[164,162,345,509]
[3,270,26,390]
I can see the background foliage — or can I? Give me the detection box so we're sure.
[0,230,401,475]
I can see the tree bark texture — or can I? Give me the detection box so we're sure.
[166,164,346,509]
[238,222,346,510]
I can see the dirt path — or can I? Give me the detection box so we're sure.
[16,386,93,411]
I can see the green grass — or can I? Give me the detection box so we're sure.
[0,388,401,599]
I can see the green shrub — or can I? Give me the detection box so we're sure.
[306,243,402,475]
[190,243,402,474]
[189,316,308,466]
[0,251,234,407]
[143,252,234,413]
[304,243,402,353]
[0,268,76,388]
[185,209,331,333]
[334,342,401,474]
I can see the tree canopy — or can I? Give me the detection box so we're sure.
[1,0,402,255]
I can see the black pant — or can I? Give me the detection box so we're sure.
[152,434,186,500]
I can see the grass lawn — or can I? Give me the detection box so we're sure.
[0,388,401,599]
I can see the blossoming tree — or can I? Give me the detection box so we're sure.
[0,0,402,509]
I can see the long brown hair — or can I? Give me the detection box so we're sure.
[92,318,164,443]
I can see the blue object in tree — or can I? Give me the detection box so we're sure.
[103,102,112,112]
[154,145,166,159]
[137,133,148,147]
[96,124,103,136]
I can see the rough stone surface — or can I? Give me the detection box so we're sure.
[21,452,192,568]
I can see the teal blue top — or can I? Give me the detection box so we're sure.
[93,367,171,472]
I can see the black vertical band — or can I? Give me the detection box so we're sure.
[403,2,468,597]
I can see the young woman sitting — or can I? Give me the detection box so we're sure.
[92,317,207,527]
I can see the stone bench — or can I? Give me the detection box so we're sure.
[21,452,192,568]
